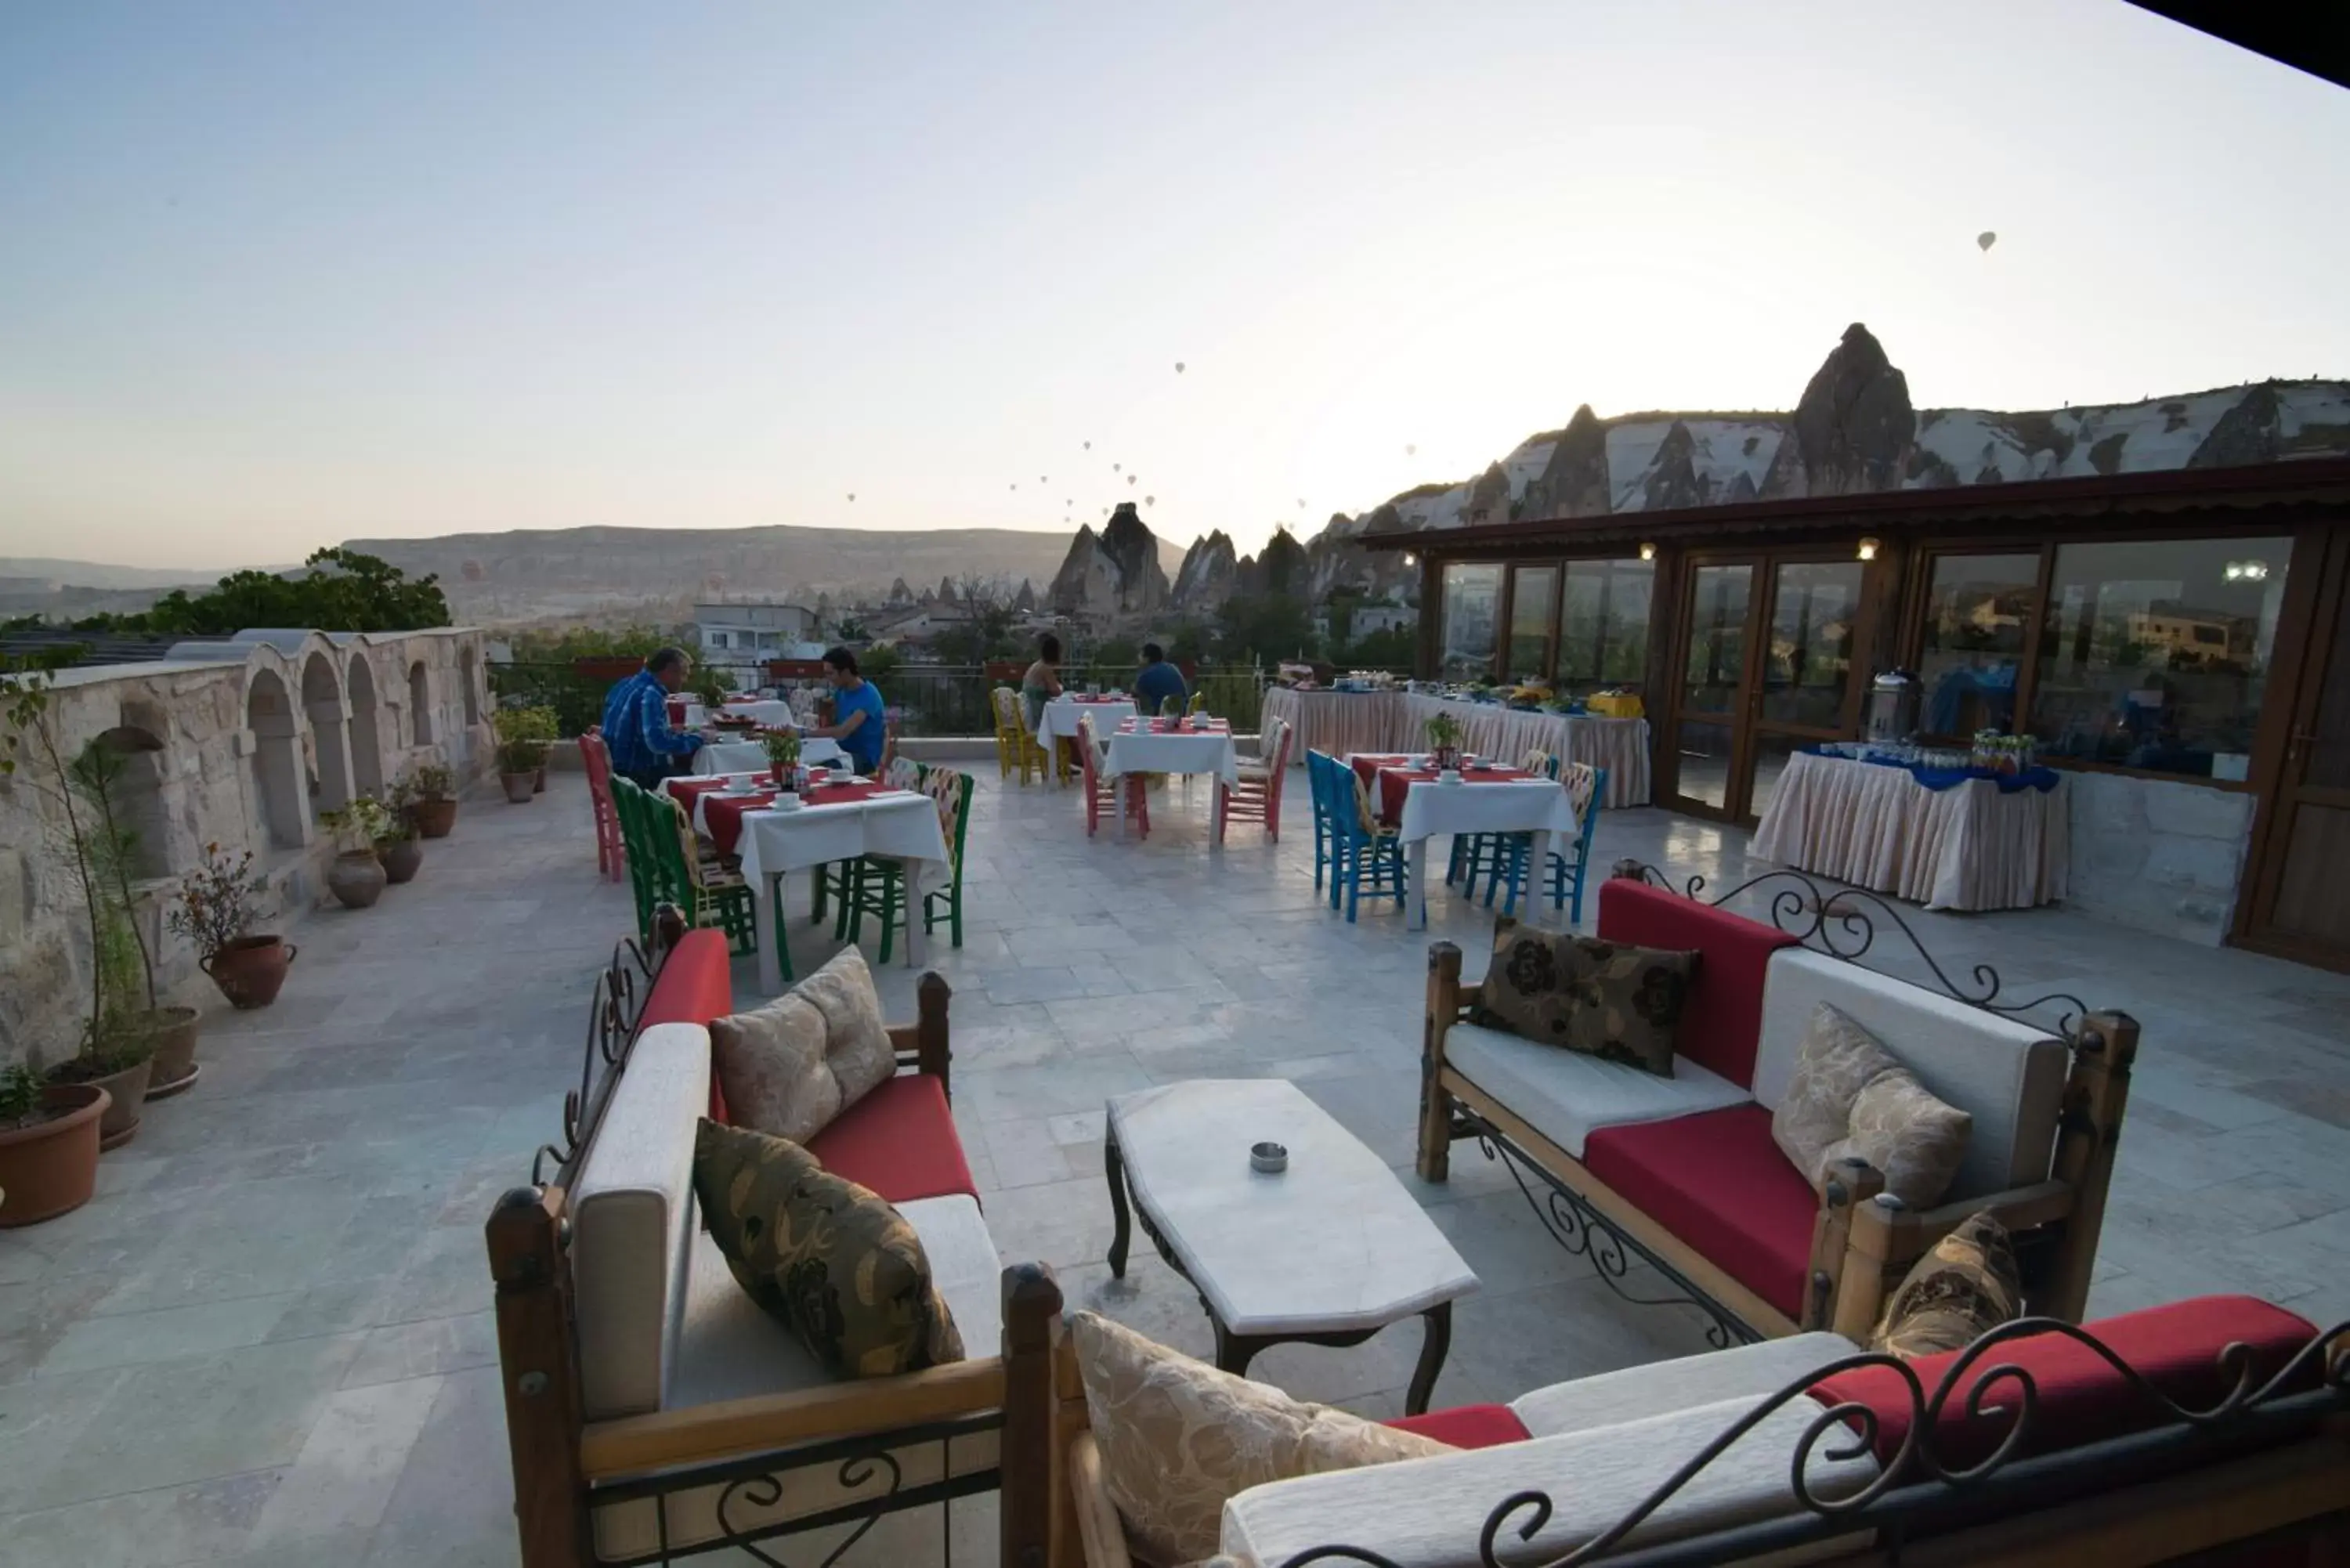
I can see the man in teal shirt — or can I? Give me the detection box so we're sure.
[811,646,888,774]
[1133,642,1189,715]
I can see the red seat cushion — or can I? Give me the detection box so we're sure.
[1583,1104,1815,1322]
[1811,1295,2323,1468]
[1385,1404,1528,1450]
[804,1074,978,1205]
[637,929,736,1122]
[1596,880,1797,1089]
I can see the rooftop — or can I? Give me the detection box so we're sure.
[3,767,2347,1565]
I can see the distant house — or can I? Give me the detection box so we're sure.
[1318,602,1418,641]
[691,601,823,680]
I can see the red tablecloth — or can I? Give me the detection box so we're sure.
[1068,694,1129,704]
[700,791,777,854]
[667,775,737,802]
[1347,757,1531,827]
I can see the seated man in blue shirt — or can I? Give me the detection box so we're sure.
[1132,642,1189,715]
[810,645,888,775]
[599,645,706,789]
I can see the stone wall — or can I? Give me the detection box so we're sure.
[2064,771,2255,946]
[0,628,495,1068]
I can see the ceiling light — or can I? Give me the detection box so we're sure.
[1857,537,1881,562]
[1639,542,1656,562]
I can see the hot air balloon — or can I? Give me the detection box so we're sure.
[1112,463,1120,471]
[1296,497,1307,509]
[1144,494,1155,505]
[1405,444,1417,456]
[1126,475,1137,486]
[1174,361,1185,374]
[1010,483,1018,490]
[1977,231,1997,252]
[1083,440,1091,450]
[1039,475,1048,483]
[846,493,855,502]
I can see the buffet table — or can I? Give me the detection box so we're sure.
[1259,688,1650,808]
[1749,749,2070,912]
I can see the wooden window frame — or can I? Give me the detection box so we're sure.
[1502,560,1563,685]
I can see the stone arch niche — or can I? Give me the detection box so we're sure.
[246,668,308,849]
[460,645,482,728]
[345,652,385,798]
[301,650,352,818]
[408,660,435,745]
[96,719,171,880]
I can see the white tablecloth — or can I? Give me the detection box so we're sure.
[1751,750,2070,912]
[1104,729,1238,788]
[1038,697,1138,747]
[692,736,844,775]
[1261,689,1650,809]
[678,701,709,731]
[712,698,800,728]
[1360,769,1582,932]
[736,793,950,988]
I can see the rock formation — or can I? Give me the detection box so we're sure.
[888,576,913,605]
[1013,578,1036,612]
[1519,405,1611,520]
[936,575,957,603]
[1172,530,1238,612]
[1763,323,1917,498]
[1048,503,1170,619]
[1234,528,1308,599]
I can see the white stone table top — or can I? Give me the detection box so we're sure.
[1106,1079,1479,1338]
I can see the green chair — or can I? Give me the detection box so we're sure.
[609,778,663,942]
[637,782,758,956]
[837,762,974,963]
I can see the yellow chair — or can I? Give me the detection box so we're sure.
[993,685,1058,786]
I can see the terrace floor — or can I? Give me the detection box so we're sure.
[4,763,2348,1566]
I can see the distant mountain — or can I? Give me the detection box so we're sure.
[0,557,255,590]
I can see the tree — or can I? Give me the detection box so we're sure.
[1218,593,1319,663]
[834,616,870,643]
[78,548,451,637]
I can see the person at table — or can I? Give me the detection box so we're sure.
[599,646,706,789]
[808,645,887,775]
[1021,633,1065,733]
[1132,641,1189,716]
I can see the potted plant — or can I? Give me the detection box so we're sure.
[70,735,203,1100]
[494,709,550,804]
[761,728,801,791]
[404,762,458,838]
[379,776,428,883]
[318,796,393,909]
[0,1062,109,1228]
[1423,710,1464,772]
[171,844,295,1010]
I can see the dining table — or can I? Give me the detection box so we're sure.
[690,735,844,776]
[1258,688,1652,808]
[1037,695,1139,786]
[1345,755,1582,930]
[1104,717,1238,845]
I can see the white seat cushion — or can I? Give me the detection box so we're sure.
[570,1022,713,1421]
[1509,1332,1856,1438]
[1754,949,2067,1201]
[1444,1021,1751,1158]
[1220,1393,1878,1568]
[590,1193,1006,1563]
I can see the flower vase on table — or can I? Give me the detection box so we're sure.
[762,729,801,791]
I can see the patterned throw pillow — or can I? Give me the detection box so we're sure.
[1472,927,1697,1077]
[692,1119,964,1378]
[1770,1003,1900,1185]
[710,946,896,1143]
[1824,1068,1972,1211]
[1069,1310,1451,1566]
[1870,1211,2023,1360]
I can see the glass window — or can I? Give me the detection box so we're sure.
[2029,537,2290,779]
[1439,563,1502,680]
[1557,559,1654,692]
[1918,552,2037,737]
[1676,720,1735,808]
[1682,564,1752,714]
[1759,561,1864,728]
[1506,565,1557,682]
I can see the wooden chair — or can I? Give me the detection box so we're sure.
[1076,714,1146,838]
[994,685,1058,786]
[578,729,624,882]
[642,789,758,956]
[1491,762,1608,925]
[1216,716,1291,844]
[1318,751,1405,922]
[1451,747,1559,902]
[837,762,974,961]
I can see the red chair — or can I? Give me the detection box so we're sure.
[1217,715,1292,844]
[579,729,625,881]
[1076,714,1147,839]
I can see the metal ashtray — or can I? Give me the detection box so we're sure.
[1249,1141,1289,1175]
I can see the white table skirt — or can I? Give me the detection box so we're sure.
[1104,729,1238,788]
[1750,750,2070,912]
[1261,688,1405,764]
[692,736,844,775]
[1393,777,1579,846]
[1037,697,1138,747]
[1261,689,1650,809]
[736,793,950,988]
[678,701,709,731]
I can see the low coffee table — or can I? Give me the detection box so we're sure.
[1103,1079,1479,1414]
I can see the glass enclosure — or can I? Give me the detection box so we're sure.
[1557,559,1654,692]
[1917,551,2039,736]
[1505,565,1558,683]
[1758,561,1864,728]
[1438,562,1502,681]
[1682,565,1752,713]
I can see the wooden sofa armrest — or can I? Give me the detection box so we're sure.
[1816,1166,2078,1339]
[887,970,953,1094]
[1069,1433,1136,1568]
[1419,942,1474,1180]
[579,1357,1005,1479]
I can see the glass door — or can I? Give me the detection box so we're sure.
[1670,561,1757,814]
[2243,532,2350,968]
[1746,559,1867,822]
[1505,564,1560,684]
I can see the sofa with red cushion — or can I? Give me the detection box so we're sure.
[1415,865,2142,1341]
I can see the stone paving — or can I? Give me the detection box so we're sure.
[2,761,2347,1566]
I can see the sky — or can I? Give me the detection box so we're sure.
[2,2,2347,571]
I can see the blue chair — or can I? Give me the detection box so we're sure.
[1448,750,1559,901]
[1492,763,1608,925]
[1323,753,1408,922]
[1306,749,1339,892]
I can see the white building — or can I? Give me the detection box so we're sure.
[691,602,824,681]
[1318,602,1418,641]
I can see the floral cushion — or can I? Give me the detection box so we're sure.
[1472,927,1697,1077]
[1770,1002,1898,1185]
[692,1119,964,1378]
[1069,1310,1449,1566]
[1870,1211,2021,1360]
[710,947,895,1143]
[1560,761,1600,821]
[1770,1002,1972,1209]
[921,764,967,865]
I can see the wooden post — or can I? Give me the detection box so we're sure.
[2040,1010,2138,1322]
[999,1263,1067,1568]
[1419,942,1463,1182]
[1414,554,1441,680]
[1831,1190,1915,1342]
[1807,1157,1885,1333]
[486,1184,589,1568]
[916,971,953,1097]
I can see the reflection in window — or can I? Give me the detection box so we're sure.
[1557,560,1654,693]
[1439,563,1502,680]
[1918,553,2037,737]
[2029,537,2289,780]
[1759,562,1863,728]
[1506,565,1557,682]
[1682,565,1752,714]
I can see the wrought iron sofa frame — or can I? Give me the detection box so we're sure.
[485,908,1054,1568]
[1415,862,2141,1346]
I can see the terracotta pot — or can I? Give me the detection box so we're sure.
[0,1084,110,1227]
[327,850,388,910]
[410,797,457,839]
[381,837,424,884]
[533,763,548,794]
[47,1057,149,1150]
[202,935,295,1009]
[142,1006,202,1099]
